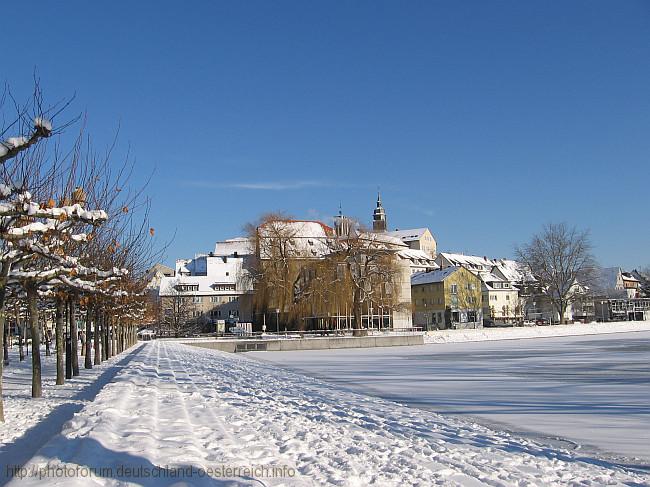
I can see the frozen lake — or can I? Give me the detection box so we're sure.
[249,330,650,466]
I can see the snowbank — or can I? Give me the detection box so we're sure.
[424,320,650,343]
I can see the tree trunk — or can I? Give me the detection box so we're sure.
[26,284,42,398]
[352,288,364,337]
[55,299,65,385]
[102,314,108,361]
[94,308,101,365]
[18,321,24,361]
[44,321,51,356]
[85,306,93,369]
[69,300,79,376]
[3,319,8,366]
[108,317,114,358]
[0,267,7,422]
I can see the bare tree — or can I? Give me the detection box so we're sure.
[160,279,197,337]
[516,223,598,324]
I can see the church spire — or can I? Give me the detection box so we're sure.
[372,191,387,232]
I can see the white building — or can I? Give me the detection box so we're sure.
[159,238,255,331]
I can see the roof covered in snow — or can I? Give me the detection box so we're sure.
[214,237,253,256]
[258,220,333,259]
[492,258,535,283]
[364,232,408,248]
[411,266,459,285]
[398,248,438,266]
[438,252,495,270]
[621,272,640,283]
[386,228,431,242]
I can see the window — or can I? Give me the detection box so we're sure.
[506,295,510,301]
[450,284,458,294]
[503,283,510,288]
[192,296,202,303]
[493,282,502,289]
[176,284,199,292]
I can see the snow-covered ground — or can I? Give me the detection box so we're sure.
[251,330,650,468]
[2,341,648,486]
[0,344,144,473]
[424,320,650,343]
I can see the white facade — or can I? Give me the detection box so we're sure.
[159,238,255,324]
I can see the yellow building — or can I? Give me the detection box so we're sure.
[411,266,483,330]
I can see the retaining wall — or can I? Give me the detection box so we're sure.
[183,334,424,353]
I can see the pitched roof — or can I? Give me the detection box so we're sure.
[214,237,253,256]
[386,228,431,242]
[257,220,333,259]
[439,252,494,269]
[411,266,459,285]
[493,258,535,283]
[398,248,438,263]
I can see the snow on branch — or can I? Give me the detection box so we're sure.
[0,117,53,164]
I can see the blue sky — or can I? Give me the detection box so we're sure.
[4,1,649,269]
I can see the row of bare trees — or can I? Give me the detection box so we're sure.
[0,80,159,422]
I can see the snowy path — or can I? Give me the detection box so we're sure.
[0,344,145,475]
[5,341,649,486]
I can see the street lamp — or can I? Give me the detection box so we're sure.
[275,308,280,335]
[424,302,428,331]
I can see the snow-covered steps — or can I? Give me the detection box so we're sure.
[6,341,649,486]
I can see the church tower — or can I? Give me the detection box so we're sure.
[372,192,387,232]
[334,204,354,237]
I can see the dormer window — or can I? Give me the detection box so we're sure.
[176,284,199,292]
